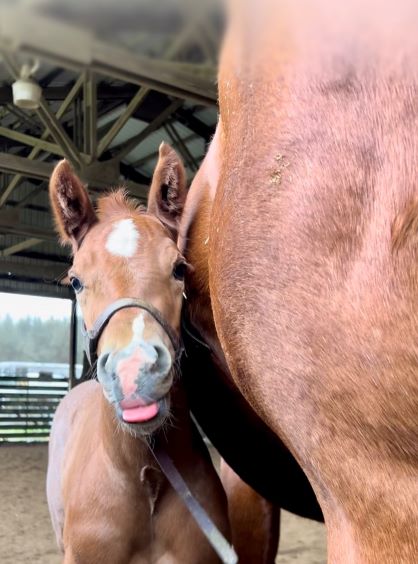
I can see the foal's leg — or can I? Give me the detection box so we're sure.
[220,460,280,564]
[62,548,77,564]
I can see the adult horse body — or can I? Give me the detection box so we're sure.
[150,140,320,564]
[47,160,230,563]
[177,1,418,561]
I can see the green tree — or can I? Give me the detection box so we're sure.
[0,316,72,363]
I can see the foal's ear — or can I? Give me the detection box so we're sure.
[49,160,97,251]
[147,142,187,235]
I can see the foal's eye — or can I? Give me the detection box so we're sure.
[172,261,187,281]
[70,276,84,293]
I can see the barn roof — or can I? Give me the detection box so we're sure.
[0,0,221,298]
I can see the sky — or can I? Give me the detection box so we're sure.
[0,292,71,321]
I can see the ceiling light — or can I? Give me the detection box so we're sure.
[12,61,42,110]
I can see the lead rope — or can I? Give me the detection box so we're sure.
[181,315,212,352]
[152,442,238,564]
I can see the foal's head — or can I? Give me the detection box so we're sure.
[49,147,187,435]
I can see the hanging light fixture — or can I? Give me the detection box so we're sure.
[12,61,42,110]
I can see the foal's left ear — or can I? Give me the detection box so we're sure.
[147,142,187,236]
[49,160,97,251]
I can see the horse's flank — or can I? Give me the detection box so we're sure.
[180,1,418,561]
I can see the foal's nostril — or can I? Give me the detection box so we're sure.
[152,344,172,375]
[97,352,109,372]
[97,352,116,381]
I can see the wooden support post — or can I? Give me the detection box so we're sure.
[69,299,78,389]
[37,99,83,168]
[83,71,97,161]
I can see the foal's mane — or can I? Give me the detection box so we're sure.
[96,189,146,221]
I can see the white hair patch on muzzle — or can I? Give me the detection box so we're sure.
[132,313,145,342]
[106,218,140,257]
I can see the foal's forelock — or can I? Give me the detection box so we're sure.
[94,191,175,252]
[96,190,145,222]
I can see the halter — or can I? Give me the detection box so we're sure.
[81,297,180,366]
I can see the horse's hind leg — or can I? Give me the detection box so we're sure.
[62,547,77,564]
[220,460,280,563]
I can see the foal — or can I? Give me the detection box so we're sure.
[46,160,230,563]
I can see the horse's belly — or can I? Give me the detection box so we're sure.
[181,332,323,520]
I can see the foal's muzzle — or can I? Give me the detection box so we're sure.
[97,337,174,424]
[82,298,182,431]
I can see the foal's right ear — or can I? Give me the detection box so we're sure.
[49,160,97,251]
[147,142,187,236]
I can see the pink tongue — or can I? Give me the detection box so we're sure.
[122,402,159,423]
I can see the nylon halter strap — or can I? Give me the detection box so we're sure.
[152,442,238,564]
[81,298,179,366]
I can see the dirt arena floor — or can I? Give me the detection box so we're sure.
[0,444,326,563]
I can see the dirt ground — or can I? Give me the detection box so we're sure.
[0,445,326,563]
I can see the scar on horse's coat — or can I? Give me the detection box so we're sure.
[269,153,290,185]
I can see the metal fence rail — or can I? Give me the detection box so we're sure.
[0,362,70,443]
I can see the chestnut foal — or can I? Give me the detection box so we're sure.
[46,160,231,563]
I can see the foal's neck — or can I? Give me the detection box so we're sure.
[98,386,194,474]
[99,394,153,472]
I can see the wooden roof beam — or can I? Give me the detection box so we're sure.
[0,258,67,282]
[0,153,149,201]
[0,238,42,257]
[0,5,217,105]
